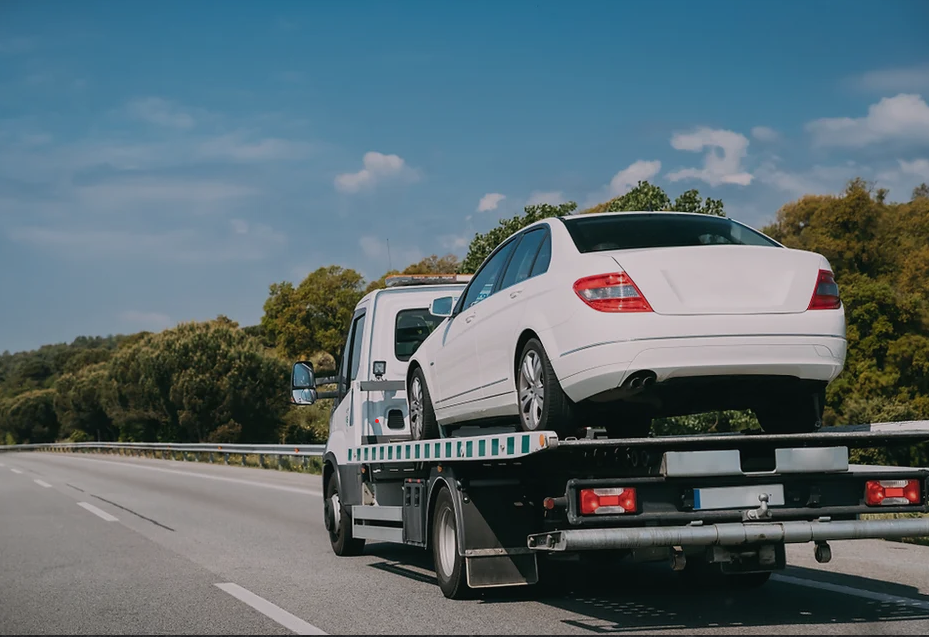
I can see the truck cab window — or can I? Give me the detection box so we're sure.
[395,308,443,361]
[349,313,366,381]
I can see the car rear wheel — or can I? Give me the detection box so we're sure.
[516,338,576,437]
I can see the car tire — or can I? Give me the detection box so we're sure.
[325,477,365,557]
[409,367,439,440]
[754,387,825,434]
[516,338,577,437]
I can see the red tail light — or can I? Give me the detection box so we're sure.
[864,479,922,506]
[574,272,653,313]
[579,487,637,515]
[808,269,841,310]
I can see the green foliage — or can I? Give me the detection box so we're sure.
[0,388,59,444]
[584,181,725,217]
[261,265,366,364]
[102,319,291,443]
[460,202,578,274]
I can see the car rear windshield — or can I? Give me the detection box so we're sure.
[561,213,781,253]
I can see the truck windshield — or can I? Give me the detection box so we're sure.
[561,213,781,253]
[395,308,444,361]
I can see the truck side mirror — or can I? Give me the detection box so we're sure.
[291,361,318,405]
[430,295,455,317]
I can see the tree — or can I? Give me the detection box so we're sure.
[0,388,59,444]
[912,182,929,200]
[460,201,578,274]
[261,266,366,364]
[583,181,726,217]
[365,253,461,294]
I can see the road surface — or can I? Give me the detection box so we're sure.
[2,452,928,635]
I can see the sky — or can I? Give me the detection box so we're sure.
[1,0,929,354]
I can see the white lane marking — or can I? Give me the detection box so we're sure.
[216,583,327,635]
[77,501,119,522]
[41,455,322,497]
[34,479,52,488]
[773,574,929,611]
[10,468,23,474]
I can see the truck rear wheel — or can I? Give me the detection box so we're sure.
[409,367,439,440]
[325,477,365,556]
[432,486,469,599]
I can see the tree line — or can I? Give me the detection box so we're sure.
[2,179,927,465]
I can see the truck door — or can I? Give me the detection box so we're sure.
[330,308,368,452]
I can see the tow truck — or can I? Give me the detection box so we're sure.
[290,274,929,599]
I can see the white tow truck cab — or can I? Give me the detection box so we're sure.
[290,275,929,600]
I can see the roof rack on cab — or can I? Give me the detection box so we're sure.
[385,274,473,288]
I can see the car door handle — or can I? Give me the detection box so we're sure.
[509,289,523,299]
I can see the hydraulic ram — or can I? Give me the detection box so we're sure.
[526,518,929,552]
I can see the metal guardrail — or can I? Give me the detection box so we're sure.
[0,441,326,469]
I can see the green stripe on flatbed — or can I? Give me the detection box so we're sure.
[344,431,558,464]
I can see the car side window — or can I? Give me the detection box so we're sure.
[529,232,551,277]
[500,228,547,289]
[460,239,518,310]
[348,313,366,381]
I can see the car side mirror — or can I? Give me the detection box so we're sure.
[291,361,318,405]
[430,295,455,317]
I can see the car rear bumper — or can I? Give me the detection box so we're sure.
[554,334,847,403]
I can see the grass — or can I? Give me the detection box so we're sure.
[42,446,324,475]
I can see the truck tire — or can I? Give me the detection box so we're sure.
[516,338,576,437]
[325,477,365,556]
[432,486,469,599]
[409,367,439,440]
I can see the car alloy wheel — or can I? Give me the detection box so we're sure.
[518,349,545,430]
[410,375,424,440]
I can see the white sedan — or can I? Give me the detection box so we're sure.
[406,211,846,440]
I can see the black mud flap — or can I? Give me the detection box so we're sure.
[452,476,540,588]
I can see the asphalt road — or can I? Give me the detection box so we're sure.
[2,452,929,635]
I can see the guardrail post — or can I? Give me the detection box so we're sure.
[303,456,308,470]
[224,453,229,465]
[258,453,264,468]
[241,453,246,466]
[208,452,214,463]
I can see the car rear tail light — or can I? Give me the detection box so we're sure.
[808,269,841,310]
[864,479,922,506]
[579,487,637,514]
[573,272,653,312]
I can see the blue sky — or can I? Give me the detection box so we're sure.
[2,0,929,353]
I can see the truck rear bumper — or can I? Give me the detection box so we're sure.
[527,517,929,551]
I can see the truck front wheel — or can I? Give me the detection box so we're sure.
[325,477,365,556]
[432,486,469,599]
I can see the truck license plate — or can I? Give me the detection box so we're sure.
[693,484,785,510]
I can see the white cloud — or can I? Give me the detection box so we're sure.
[231,219,249,234]
[899,158,929,181]
[666,127,753,187]
[439,233,470,251]
[358,235,422,269]
[526,190,566,206]
[9,222,286,263]
[477,192,506,212]
[126,97,196,129]
[119,310,174,331]
[334,151,421,193]
[853,63,929,93]
[607,160,662,197]
[755,161,866,197]
[806,93,929,148]
[751,126,779,142]
[196,133,314,162]
[72,178,258,214]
